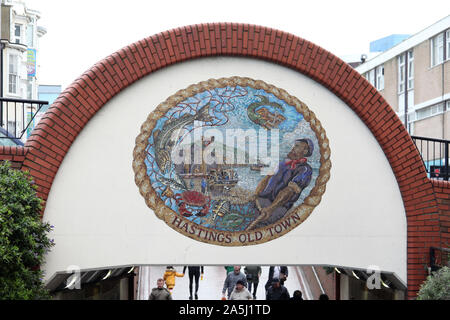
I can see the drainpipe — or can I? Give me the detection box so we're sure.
[0,41,3,126]
[0,6,2,99]
[404,52,409,133]
[444,31,447,140]
[0,41,3,96]
[0,2,3,127]
[442,59,445,140]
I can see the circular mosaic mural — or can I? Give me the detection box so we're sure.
[133,77,331,246]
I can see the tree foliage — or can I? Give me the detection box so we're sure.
[0,161,54,299]
[417,266,450,300]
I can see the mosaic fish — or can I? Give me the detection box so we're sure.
[153,104,213,173]
[157,174,187,191]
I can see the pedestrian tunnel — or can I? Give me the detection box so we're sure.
[21,24,432,296]
[45,265,406,300]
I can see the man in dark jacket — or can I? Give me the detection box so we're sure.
[265,266,288,291]
[149,278,172,300]
[266,278,290,300]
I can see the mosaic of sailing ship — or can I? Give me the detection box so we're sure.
[138,78,329,236]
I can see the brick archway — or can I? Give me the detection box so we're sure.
[1,23,445,298]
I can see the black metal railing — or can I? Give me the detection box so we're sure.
[0,97,48,140]
[411,136,449,181]
[430,247,450,273]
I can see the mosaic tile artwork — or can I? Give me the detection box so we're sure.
[133,77,331,246]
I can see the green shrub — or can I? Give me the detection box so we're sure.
[0,161,54,299]
[417,266,450,300]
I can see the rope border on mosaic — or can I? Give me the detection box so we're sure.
[132,76,331,246]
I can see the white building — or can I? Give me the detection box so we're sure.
[1,0,46,142]
[355,15,450,139]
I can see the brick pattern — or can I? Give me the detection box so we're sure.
[0,23,447,299]
[0,146,28,169]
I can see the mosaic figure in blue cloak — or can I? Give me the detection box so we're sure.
[247,138,314,230]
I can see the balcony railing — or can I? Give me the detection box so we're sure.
[429,247,450,273]
[0,97,48,141]
[411,135,449,181]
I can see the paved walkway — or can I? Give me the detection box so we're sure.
[139,266,310,300]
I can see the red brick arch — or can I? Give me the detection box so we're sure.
[2,23,445,299]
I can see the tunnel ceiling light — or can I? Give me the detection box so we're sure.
[102,270,112,280]
[65,276,78,289]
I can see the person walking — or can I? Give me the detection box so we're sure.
[319,294,329,300]
[229,280,253,300]
[163,266,184,294]
[149,278,172,300]
[201,178,207,194]
[244,265,261,299]
[265,266,288,291]
[222,266,247,299]
[290,290,304,301]
[224,266,234,275]
[183,266,204,300]
[266,278,290,300]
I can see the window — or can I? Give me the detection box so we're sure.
[416,107,431,120]
[7,121,16,136]
[432,103,444,114]
[26,24,34,47]
[368,69,375,87]
[8,55,18,94]
[398,54,405,93]
[27,78,32,100]
[407,112,416,123]
[431,33,444,66]
[447,30,450,60]
[14,24,21,44]
[376,65,384,90]
[407,50,414,89]
[415,102,445,121]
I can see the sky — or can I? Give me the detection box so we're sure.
[30,0,450,90]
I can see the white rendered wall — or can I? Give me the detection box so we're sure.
[42,57,407,284]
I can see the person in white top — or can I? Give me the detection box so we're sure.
[229,280,253,300]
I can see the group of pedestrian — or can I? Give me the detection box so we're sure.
[148,265,330,300]
[222,266,249,300]
[222,265,300,301]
